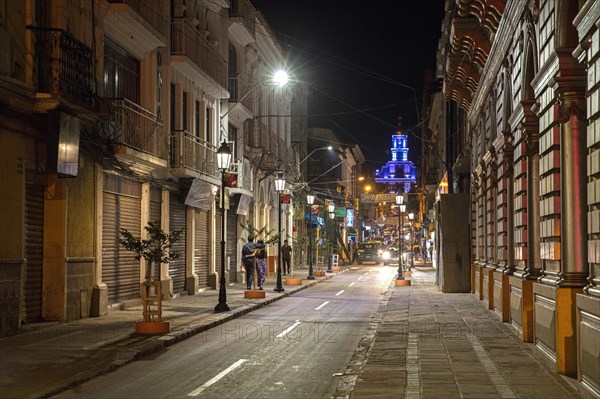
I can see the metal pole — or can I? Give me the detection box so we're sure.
[327,216,333,273]
[215,171,229,312]
[274,193,284,292]
[307,206,315,279]
[397,212,404,280]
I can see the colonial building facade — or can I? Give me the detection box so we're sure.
[422,0,600,396]
[0,0,294,333]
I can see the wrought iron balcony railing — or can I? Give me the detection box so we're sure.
[171,20,227,88]
[107,0,167,36]
[110,98,167,159]
[170,130,218,179]
[228,76,256,111]
[30,27,94,107]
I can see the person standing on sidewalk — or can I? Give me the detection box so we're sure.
[255,239,267,290]
[242,236,257,289]
[281,239,292,274]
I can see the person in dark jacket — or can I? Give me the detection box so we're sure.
[255,239,267,290]
[242,236,256,290]
[281,240,292,274]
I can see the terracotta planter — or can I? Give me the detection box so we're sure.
[403,271,412,277]
[395,279,411,286]
[244,289,266,299]
[135,321,170,335]
[314,271,326,277]
[285,278,302,285]
[332,266,341,271]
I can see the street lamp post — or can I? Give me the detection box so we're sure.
[307,193,315,280]
[214,141,232,312]
[327,201,335,273]
[408,212,415,271]
[274,172,286,293]
[395,192,405,281]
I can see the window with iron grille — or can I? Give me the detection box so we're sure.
[103,38,140,103]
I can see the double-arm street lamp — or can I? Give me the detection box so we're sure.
[395,192,405,281]
[214,141,233,312]
[327,201,335,273]
[307,193,315,280]
[274,172,286,293]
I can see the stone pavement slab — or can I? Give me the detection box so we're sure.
[332,264,588,399]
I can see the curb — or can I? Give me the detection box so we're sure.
[39,276,329,398]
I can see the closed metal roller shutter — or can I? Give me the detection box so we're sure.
[102,174,142,304]
[227,209,238,283]
[194,209,210,288]
[169,192,187,293]
[149,187,162,280]
[22,180,44,323]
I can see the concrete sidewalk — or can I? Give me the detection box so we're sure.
[0,269,335,399]
[333,263,587,399]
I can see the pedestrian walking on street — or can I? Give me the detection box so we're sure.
[281,239,292,274]
[242,236,257,289]
[255,239,267,290]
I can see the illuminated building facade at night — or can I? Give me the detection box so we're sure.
[374,130,417,193]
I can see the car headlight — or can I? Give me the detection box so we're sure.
[382,251,390,259]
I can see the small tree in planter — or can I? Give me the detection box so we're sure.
[119,221,182,334]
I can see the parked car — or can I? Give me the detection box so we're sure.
[356,241,382,265]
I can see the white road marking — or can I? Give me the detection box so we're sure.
[335,290,345,296]
[276,320,301,338]
[187,359,247,396]
[315,301,330,310]
[363,272,369,275]
[468,335,517,398]
[405,334,421,398]
[349,282,356,287]
[358,277,363,281]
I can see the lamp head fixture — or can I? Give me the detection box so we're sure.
[275,172,286,192]
[273,69,289,86]
[400,204,406,213]
[307,193,315,205]
[216,141,232,171]
[395,192,404,205]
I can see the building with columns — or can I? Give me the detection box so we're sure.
[421,0,600,396]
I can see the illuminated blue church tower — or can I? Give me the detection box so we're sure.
[375,130,416,192]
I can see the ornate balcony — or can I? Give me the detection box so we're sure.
[30,27,94,110]
[171,20,227,89]
[170,130,219,181]
[228,0,256,46]
[105,0,168,51]
[110,98,167,164]
[107,0,167,36]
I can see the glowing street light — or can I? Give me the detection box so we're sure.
[395,192,405,281]
[307,193,315,280]
[215,141,232,312]
[327,201,335,273]
[274,172,286,293]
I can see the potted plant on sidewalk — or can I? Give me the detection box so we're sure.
[119,222,182,335]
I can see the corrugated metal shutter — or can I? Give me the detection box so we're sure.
[22,180,44,323]
[169,192,186,293]
[102,174,142,304]
[194,209,210,288]
[149,187,162,280]
[227,209,238,283]
[215,210,223,281]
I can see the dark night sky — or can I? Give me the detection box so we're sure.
[251,0,446,174]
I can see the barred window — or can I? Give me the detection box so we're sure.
[104,38,140,103]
